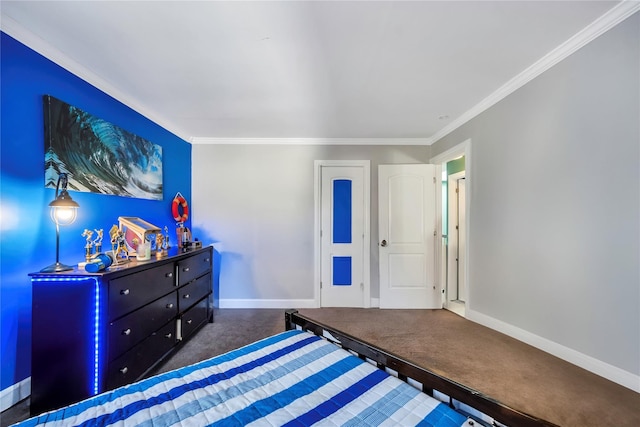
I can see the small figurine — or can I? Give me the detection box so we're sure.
[163,226,170,249]
[155,233,166,258]
[132,237,140,252]
[93,228,104,253]
[109,225,128,263]
[82,229,94,261]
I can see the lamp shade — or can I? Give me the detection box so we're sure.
[49,189,79,225]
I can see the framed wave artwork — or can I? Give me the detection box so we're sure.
[43,95,163,200]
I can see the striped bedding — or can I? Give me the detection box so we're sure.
[15,330,472,427]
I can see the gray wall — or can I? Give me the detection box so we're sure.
[192,144,430,303]
[431,13,639,377]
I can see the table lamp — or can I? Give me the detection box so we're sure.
[41,173,80,272]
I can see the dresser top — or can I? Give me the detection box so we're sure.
[30,245,212,279]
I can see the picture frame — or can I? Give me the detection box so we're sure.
[44,95,163,200]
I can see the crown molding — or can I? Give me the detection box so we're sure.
[428,1,640,146]
[190,137,431,145]
[0,15,192,142]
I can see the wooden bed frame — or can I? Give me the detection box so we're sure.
[285,309,558,427]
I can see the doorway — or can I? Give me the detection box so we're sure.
[431,140,471,318]
[447,171,466,316]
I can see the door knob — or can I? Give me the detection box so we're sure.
[380,240,387,247]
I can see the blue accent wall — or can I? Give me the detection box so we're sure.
[0,33,192,394]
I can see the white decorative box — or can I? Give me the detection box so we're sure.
[118,217,162,256]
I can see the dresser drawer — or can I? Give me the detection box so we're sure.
[177,250,211,286]
[180,296,210,341]
[108,263,176,321]
[106,321,176,391]
[108,292,177,362]
[178,273,211,312]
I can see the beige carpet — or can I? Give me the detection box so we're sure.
[155,308,285,374]
[298,308,640,427]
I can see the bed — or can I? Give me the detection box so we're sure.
[14,310,556,427]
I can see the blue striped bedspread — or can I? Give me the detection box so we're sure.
[15,330,471,427]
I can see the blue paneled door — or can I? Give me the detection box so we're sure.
[320,165,367,307]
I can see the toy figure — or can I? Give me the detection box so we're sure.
[155,233,166,257]
[163,226,170,249]
[81,229,94,261]
[109,225,128,263]
[93,228,104,253]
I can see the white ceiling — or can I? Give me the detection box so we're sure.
[0,1,630,144]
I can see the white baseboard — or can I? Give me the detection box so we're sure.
[466,309,640,393]
[219,299,318,309]
[1,377,30,412]
[220,298,382,309]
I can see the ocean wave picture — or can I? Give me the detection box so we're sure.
[44,95,163,200]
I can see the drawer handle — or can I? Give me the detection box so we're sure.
[120,289,130,296]
[120,367,128,374]
[166,272,173,278]
[187,319,193,325]
[205,258,210,262]
[166,303,174,309]
[165,333,172,339]
[183,294,190,299]
[182,267,190,272]
[122,328,131,336]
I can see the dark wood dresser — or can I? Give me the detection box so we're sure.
[29,246,213,415]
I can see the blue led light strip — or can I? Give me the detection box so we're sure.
[31,276,102,395]
[93,278,100,395]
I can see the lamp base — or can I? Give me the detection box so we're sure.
[40,262,74,273]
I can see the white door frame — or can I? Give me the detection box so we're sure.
[447,171,466,310]
[430,139,472,312]
[314,160,371,308]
